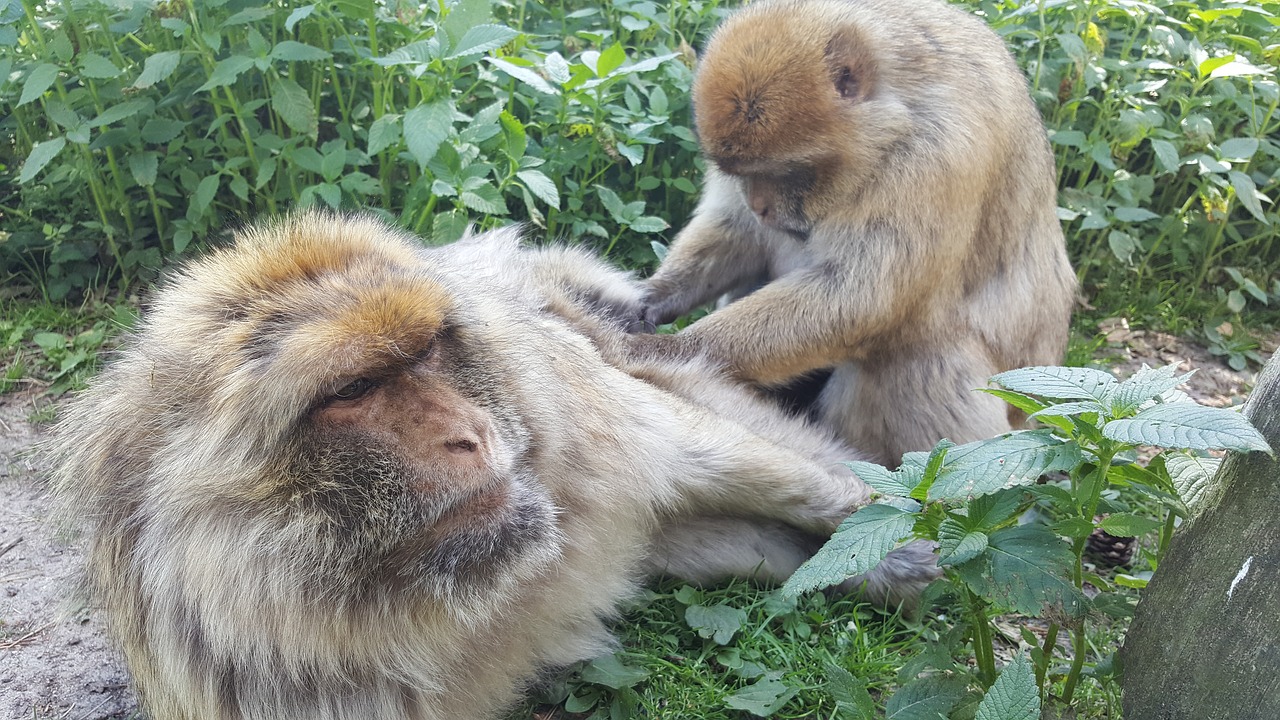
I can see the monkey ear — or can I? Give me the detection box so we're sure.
[825,29,875,103]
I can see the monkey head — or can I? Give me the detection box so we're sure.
[692,0,915,236]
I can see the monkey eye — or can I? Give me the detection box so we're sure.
[331,377,377,402]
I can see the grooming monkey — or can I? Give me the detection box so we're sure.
[49,212,937,720]
[630,0,1077,464]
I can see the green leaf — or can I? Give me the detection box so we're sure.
[1102,403,1271,452]
[992,366,1117,403]
[285,4,316,32]
[500,110,527,160]
[1113,206,1159,223]
[134,49,183,89]
[460,182,507,215]
[979,388,1049,416]
[598,42,627,76]
[141,118,187,144]
[953,525,1085,619]
[578,653,649,690]
[516,170,559,209]
[367,114,401,156]
[19,63,58,107]
[271,76,317,137]
[1219,138,1259,161]
[403,100,454,171]
[128,152,158,187]
[431,209,470,245]
[446,24,519,60]
[930,431,1075,501]
[782,504,916,597]
[197,55,254,92]
[1051,517,1097,540]
[975,654,1040,720]
[1100,513,1163,537]
[89,99,153,128]
[595,185,628,222]
[1028,400,1107,420]
[1164,452,1222,512]
[1229,170,1270,224]
[1150,138,1181,173]
[486,57,558,94]
[825,662,875,720]
[628,215,669,233]
[1110,364,1196,414]
[270,40,331,62]
[190,174,220,219]
[724,672,797,717]
[80,53,121,79]
[885,676,967,720]
[18,137,67,184]
[845,460,915,497]
[937,519,988,566]
[684,603,747,645]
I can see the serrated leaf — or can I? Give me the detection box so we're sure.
[1164,452,1222,512]
[937,519,988,566]
[595,185,627,221]
[88,99,153,128]
[782,504,915,597]
[1150,138,1181,173]
[980,388,1050,416]
[431,209,470,246]
[1029,400,1108,420]
[885,675,967,720]
[725,672,796,717]
[597,42,627,76]
[1100,513,1163,536]
[578,653,649,689]
[1111,364,1197,414]
[270,40,331,62]
[403,100,454,170]
[1102,403,1270,452]
[844,460,915,497]
[953,525,1085,618]
[133,50,181,89]
[992,366,1118,403]
[19,63,58,107]
[141,118,186,144]
[825,662,874,720]
[1113,206,1160,223]
[190,174,220,218]
[1229,170,1270,224]
[1052,517,1097,539]
[975,654,1040,720]
[285,4,316,32]
[80,53,121,79]
[128,152,158,187]
[18,137,67,184]
[930,430,1075,501]
[1219,137,1259,161]
[271,76,317,137]
[543,51,570,84]
[684,603,747,645]
[197,55,254,92]
[628,215,669,233]
[447,24,519,60]
[516,169,559,208]
[486,56,558,94]
[460,182,507,215]
[367,114,401,155]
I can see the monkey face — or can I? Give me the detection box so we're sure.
[732,167,818,239]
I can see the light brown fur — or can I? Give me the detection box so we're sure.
[632,0,1077,465]
[48,212,937,720]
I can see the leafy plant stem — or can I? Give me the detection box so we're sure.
[1036,622,1060,692]
[967,588,997,686]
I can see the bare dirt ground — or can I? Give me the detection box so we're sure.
[0,329,1271,719]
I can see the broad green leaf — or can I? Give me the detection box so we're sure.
[1100,513,1163,537]
[446,24,519,60]
[598,42,627,76]
[367,114,401,156]
[18,137,66,184]
[1029,400,1107,420]
[930,430,1075,501]
[516,170,559,208]
[937,519,988,566]
[1229,171,1270,224]
[684,603,747,645]
[1052,517,1097,539]
[1108,230,1137,263]
[222,7,273,26]
[88,99,153,128]
[270,40,331,62]
[975,654,1040,720]
[80,53,121,79]
[320,148,345,182]
[403,100,454,171]
[271,76,317,137]
[725,672,796,717]
[1111,364,1197,414]
[992,366,1117,403]
[885,676,967,720]
[1219,137,1259,160]
[19,63,58,106]
[1102,403,1271,452]
[1113,206,1159,223]
[825,662,875,720]
[197,55,254,92]
[544,51,571,84]
[431,209,470,246]
[1164,453,1222,512]
[845,460,915,497]
[128,152,158,187]
[628,215,669,233]
[285,4,316,32]
[979,388,1049,416]
[190,174,220,219]
[486,57,558,94]
[141,118,186,144]
[782,504,915,597]
[595,185,627,221]
[460,182,507,215]
[578,653,649,689]
[1150,138,1181,173]
[953,525,1085,618]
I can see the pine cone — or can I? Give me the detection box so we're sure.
[1087,516,1137,568]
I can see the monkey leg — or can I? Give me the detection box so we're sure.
[818,346,1012,466]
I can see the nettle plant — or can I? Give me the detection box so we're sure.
[784,364,1271,716]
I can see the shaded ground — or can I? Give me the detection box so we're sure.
[0,331,1269,719]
